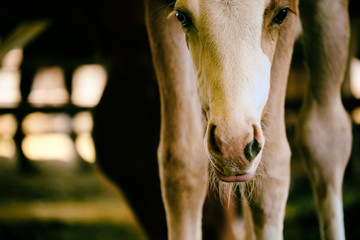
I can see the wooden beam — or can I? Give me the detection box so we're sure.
[0,20,50,61]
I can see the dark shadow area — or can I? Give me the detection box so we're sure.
[0,1,359,240]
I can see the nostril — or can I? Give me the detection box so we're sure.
[252,123,263,143]
[244,138,262,162]
[208,124,221,154]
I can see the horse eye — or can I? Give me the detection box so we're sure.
[175,12,192,28]
[272,8,289,25]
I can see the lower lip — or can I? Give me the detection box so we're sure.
[214,168,256,182]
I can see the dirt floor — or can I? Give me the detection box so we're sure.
[0,158,147,240]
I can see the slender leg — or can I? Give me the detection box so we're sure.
[242,2,299,239]
[145,1,208,239]
[297,0,351,239]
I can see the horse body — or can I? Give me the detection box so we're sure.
[145,0,351,239]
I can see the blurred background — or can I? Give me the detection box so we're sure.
[0,0,359,240]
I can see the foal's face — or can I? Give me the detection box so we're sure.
[174,0,293,182]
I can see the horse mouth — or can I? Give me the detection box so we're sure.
[213,167,255,182]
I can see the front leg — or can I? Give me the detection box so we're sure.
[297,0,351,239]
[242,2,299,239]
[145,1,208,239]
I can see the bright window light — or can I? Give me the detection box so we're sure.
[1,48,23,70]
[0,114,17,159]
[75,133,96,163]
[352,107,360,125]
[71,64,107,107]
[350,58,360,99]
[0,114,17,137]
[22,112,72,134]
[22,133,76,162]
[28,66,69,107]
[0,69,22,108]
[72,111,93,134]
[73,111,96,163]
[0,138,16,159]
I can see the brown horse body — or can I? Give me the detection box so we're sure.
[145,0,351,239]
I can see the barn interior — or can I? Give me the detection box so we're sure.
[0,1,359,239]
